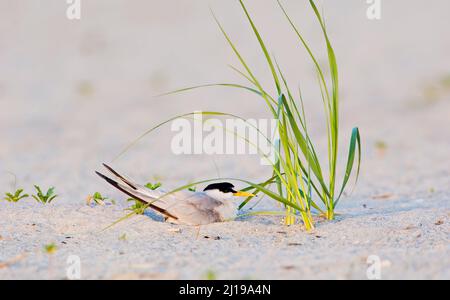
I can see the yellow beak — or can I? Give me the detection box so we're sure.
[233,191,256,197]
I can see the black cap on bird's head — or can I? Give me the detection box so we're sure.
[203,182,256,198]
[203,182,237,193]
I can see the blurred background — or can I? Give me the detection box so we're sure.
[0,0,449,204]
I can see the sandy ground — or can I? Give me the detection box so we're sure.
[0,0,449,279]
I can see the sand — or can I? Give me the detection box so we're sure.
[0,0,449,280]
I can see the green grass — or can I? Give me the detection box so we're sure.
[43,243,57,255]
[116,0,361,231]
[145,182,162,190]
[126,198,147,215]
[210,0,360,228]
[32,185,58,204]
[204,270,218,280]
[87,192,115,206]
[125,182,162,215]
[3,189,29,202]
[3,185,59,205]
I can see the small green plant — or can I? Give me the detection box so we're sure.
[118,233,128,241]
[43,243,58,255]
[32,185,58,204]
[126,198,147,215]
[204,270,218,280]
[188,186,197,192]
[145,182,162,190]
[3,189,29,202]
[87,192,115,206]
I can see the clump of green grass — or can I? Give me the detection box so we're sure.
[87,192,115,206]
[204,270,218,280]
[126,198,147,215]
[3,189,29,202]
[192,0,360,229]
[116,0,361,231]
[32,185,58,204]
[43,243,58,255]
[125,182,162,214]
[145,182,162,190]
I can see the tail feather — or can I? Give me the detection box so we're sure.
[102,163,137,190]
[100,164,165,200]
[95,171,178,220]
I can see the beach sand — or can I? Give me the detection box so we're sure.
[0,0,449,279]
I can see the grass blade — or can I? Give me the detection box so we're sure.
[334,127,361,207]
[238,0,281,95]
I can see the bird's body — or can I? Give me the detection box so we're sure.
[96,164,253,225]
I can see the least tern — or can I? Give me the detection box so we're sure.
[95,164,255,225]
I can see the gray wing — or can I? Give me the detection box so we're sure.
[168,193,235,225]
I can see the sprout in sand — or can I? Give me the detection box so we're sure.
[3,189,29,203]
[32,185,58,204]
[43,243,58,255]
[87,192,115,206]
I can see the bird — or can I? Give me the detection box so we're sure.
[95,164,255,225]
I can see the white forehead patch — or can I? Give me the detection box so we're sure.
[205,189,233,200]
